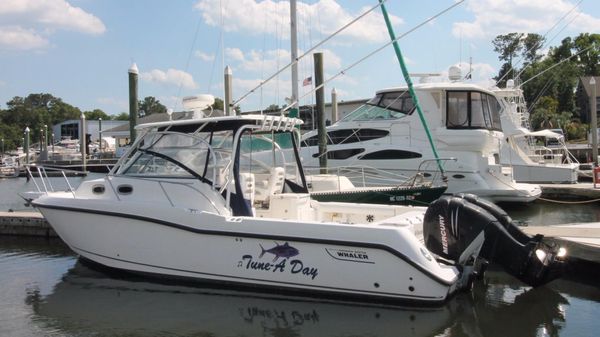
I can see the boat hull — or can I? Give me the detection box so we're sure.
[34,199,461,304]
[310,185,447,206]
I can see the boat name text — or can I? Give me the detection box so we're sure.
[240,255,319,280]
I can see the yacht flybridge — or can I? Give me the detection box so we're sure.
[30,111,565,304]
[300,72,541,203]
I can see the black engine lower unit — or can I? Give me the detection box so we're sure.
[423,194,567,287]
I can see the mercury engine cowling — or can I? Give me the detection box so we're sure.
[423,194,567,287]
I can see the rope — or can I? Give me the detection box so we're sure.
[537,197,600,204]
[232,0,388,107]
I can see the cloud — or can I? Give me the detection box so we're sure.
[194,0,402,44]
[0,0,105,34]
[97,97,128,113]
[453,0,600,40]
[0,0,105,51]
[225,47,342,76]
[195,50,215,61]
[140,68,198,89]
[0,26,49,51]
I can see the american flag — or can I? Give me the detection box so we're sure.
[302,76,312,86]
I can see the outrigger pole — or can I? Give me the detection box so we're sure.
[379,0,447,175]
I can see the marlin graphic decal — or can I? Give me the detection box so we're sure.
[259,242,299,262]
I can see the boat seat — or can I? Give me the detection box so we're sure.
[239,172,255,204]
[254,167,285,205]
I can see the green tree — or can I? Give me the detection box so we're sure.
[113,112,130,121]
[573,33,600,76]
[138,96,167,116]
[0,93,81,147]
[265,104,280,112]
[211,97,241,114]
[84,109,110,121]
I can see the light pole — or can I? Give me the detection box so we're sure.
[1,138,4,156]
[24,127,30,164]
[98,118,102,154]
[591,77,597,167]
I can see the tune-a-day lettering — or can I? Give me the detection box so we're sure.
[241,255,319,280]
[239,242,318,280]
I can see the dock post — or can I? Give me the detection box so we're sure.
[80,112,87,171]
[128,63,139,144]
[224,66,234,116]
[314,52,327,174]
[591,77,597,167]
[98,118,102,154]
[24,127,30,165]
[331,88,338,123]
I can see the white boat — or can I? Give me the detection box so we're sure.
[29,107,566,304]
[299,69,541,203]
[494,82,579,184]
[0,155,20,178]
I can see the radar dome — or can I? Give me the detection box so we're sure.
[448,65,462,82]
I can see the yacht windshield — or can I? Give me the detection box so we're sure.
[342,91,414,121]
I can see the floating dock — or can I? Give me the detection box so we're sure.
[0,211,56,237]
[540,183,600,201]
[522,223,600,280]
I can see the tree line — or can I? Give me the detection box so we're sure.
[0,94,168,151]
[492,32,599,140]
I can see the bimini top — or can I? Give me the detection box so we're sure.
[135,114,304,133]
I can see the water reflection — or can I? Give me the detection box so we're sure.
[28,261,576,337]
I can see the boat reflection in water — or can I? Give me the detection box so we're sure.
[31,262,570,337]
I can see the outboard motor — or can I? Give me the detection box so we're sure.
[423,194,567,287]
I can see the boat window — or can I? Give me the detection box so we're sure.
[342,91,414,121]
[303,129,389,147]
[238,131,304,189]
[313,148,365,160]
[470,92,486,128]
[358,149,422,160]
[446,91,503,131]
[119,131,231,183]
[447,92,469,128]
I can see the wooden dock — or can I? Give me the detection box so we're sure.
[0,211,56,237]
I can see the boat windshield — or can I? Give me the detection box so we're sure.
[117,130,232,183]
[342,91,414,122]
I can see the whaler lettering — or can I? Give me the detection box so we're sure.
[335,251,369,260]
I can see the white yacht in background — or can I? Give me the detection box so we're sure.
[494,81,579,184]
[300,68,541,203]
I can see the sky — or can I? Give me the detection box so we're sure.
[1,0,599,115]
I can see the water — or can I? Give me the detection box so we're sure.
[1,176,600,336]
[1,236,600,337]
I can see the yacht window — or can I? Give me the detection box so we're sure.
[470,92,486,128]
[313,148,365,160]
[303,129,388,146]
[447,92,469,128]
[489,95,503,130]
[446,91,503,131]
[359,149,422,160]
